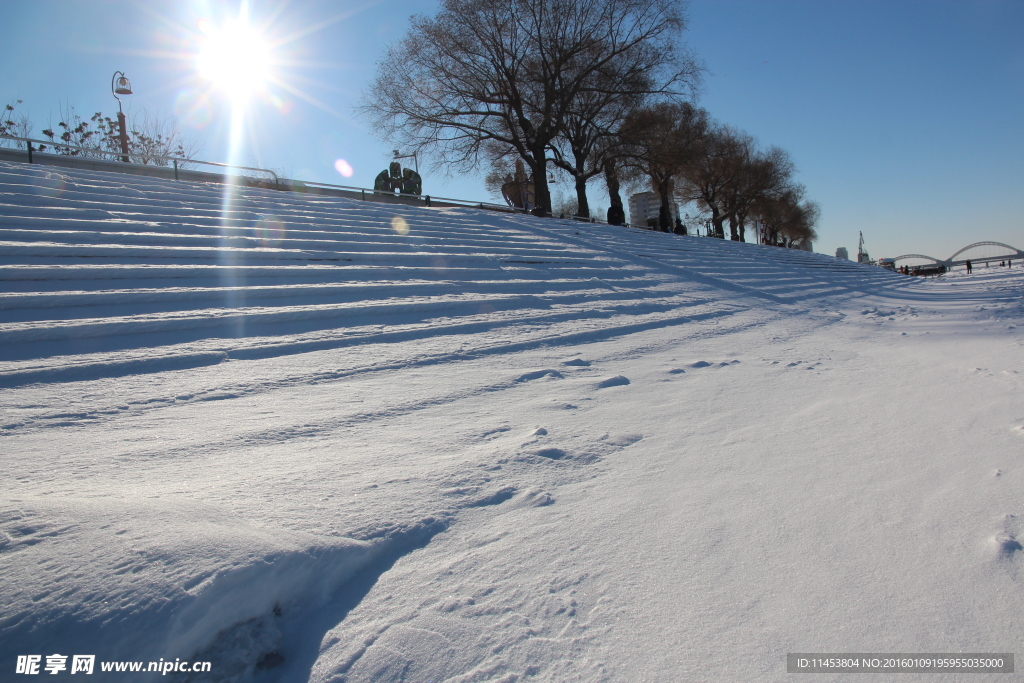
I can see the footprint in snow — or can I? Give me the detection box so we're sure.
[520,427,549,446]
[599,433,643,447]
[563,358,591,367]
[995,533,1022,558]
[519,431,642,467]
[994,514,1022,560]
[481,425,512,439]
[688,360,740,369]
[514,488,555,507]
[467,487,518,508]
[667,368,686,374]
[516,369,564,382]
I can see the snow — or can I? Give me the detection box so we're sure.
[1,160,1022,682]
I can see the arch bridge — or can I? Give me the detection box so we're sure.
[892,241,1023,269]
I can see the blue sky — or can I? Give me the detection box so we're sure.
[2,0,1021,259]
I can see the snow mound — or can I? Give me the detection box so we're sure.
[0,496,445,681]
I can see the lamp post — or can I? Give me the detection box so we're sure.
[111,71,132,163]
[392,149,418,175]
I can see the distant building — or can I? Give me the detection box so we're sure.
[628,192,678,229]
[835,247,849,260]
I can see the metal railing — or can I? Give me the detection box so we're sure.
[0,134,626,224]
[0,135,278,186]
[284,177,527,214]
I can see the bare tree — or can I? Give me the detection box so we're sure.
[677,123,749,238]
[40,104,103,156]
[1,100,35,148]
[754,185,819,248]
[548,90,625,219]
[363,0,696,216]
[33,103,199,165]
[125,110,201,167]
[484,158,517,203]
[549,38,701,219]
[619,101,708,231]
[678,125,797,243]
[724,145,793,242]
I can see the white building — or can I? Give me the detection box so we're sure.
[628,192,679,229]
[835,247,849,260]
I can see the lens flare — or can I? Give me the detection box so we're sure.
[32,172,66,198]
[174,90,213,129]
[254,215,286,246]
[269,94,294,115]
[334,159,354,178]
[390,216,410,236]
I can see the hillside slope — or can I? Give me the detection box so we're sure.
[0,160,906,387]
[1,161,1022,682]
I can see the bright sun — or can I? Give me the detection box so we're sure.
[196,20,272,101]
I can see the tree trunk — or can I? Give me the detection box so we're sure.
[729,214,740,241]
[574,175,590,219]
[605,161,623,209]
[604,161,625,225]
[528,148,550,216]
[710,207,725,238]
[657,179,672,233]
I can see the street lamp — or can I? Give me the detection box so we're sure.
[392,149,418,175]
[111,71,132,162]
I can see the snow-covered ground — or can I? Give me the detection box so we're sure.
[1,161,1021,682]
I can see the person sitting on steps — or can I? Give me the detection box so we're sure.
[401,167,422,196]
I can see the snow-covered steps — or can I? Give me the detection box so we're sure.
[0,160,905,387]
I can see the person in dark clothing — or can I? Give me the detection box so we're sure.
[401,168,422,195]
[965,259,972,273]
[658,204,671,232]
[607,204,625,226]
[373,169,392,192]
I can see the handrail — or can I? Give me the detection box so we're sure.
[286,177,527,214]
[0,134,624,225]
[291,176,623,224]
[0,134,279,185]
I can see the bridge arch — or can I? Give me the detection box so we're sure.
[947,241,1024,262]
[891,253,943,264]
[891,242,1022,268]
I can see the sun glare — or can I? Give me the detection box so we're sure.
[196,20,272,101]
